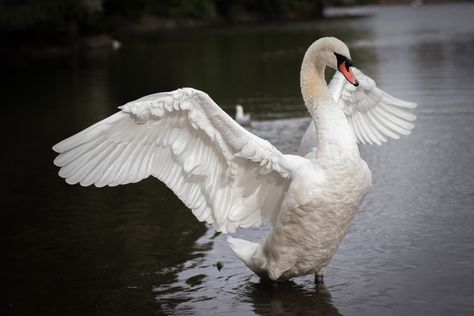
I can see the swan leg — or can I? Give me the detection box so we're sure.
[315,274,324,284]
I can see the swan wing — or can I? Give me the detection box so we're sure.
[298,68,417,155]
[331,68,417,145]
[53,88,291,233]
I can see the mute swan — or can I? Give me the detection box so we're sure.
[53,37,416,282]
[235,105,251,126]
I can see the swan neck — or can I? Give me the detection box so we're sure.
[313,103,358,159]
[300,50,332,113]
[300,43,358,159]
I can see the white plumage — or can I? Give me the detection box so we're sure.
[53,37,416,281]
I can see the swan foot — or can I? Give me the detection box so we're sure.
[315,274,324,284]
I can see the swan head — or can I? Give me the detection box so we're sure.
[311,37,359,86]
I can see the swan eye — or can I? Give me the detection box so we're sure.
[334,52,353,71]
[345,58,353,69]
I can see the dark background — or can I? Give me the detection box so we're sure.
[2,1,474,316]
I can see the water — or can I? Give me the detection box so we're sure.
[2,3,474,315]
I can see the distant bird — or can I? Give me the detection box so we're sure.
[235,104,251,126]
[112,39,122,50]
[53,37,416,282]
[410,0,423,7]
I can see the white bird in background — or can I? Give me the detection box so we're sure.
[411,0,423,8]
[53,37,416,282]
[235,104,252,126]
[111,39,122,50]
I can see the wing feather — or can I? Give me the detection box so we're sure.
[372,106,412,135]
[358,112,380,145]
[362,112,384,145]
[337,68,416,145]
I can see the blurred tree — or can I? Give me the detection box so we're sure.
[215,0,323,20]
[0,0,365,44]
[148,0,217,19]
[103,0,145,20]
[0,0,101,32]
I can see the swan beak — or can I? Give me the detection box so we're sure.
[339,62,359,87]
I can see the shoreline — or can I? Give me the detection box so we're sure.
[1,1,463,57]
[1,14,323,57]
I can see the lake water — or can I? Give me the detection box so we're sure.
[2,3,474,315]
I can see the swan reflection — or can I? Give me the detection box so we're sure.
[243,280,342,316]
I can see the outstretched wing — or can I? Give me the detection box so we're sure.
[334,68,417,145]
[53,88,291,233]
[299,68,417,155]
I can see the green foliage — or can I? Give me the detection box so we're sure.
[0,0,102,34]
[153,0,217,19]
[330,0,377,5]
[0,0,350,38]
[103,0,146,20]
[215,0,323,20]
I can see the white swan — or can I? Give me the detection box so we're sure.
[235,104,251,126]
[53,37,416,282]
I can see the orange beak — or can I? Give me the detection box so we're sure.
[339,62,359,86]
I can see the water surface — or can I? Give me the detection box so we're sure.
[2,3,474,315]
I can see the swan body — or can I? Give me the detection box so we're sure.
[53,37,416,281]
[235,105,251,126]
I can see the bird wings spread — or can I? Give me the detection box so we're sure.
[299,68,417,155]
[53,88,291,233]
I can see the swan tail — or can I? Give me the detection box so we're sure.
[227,236,259,268]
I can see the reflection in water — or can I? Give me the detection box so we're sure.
[245,282,341,316]
[152,229,215,313]
[152,223,342,315]
[3,3,474,316]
